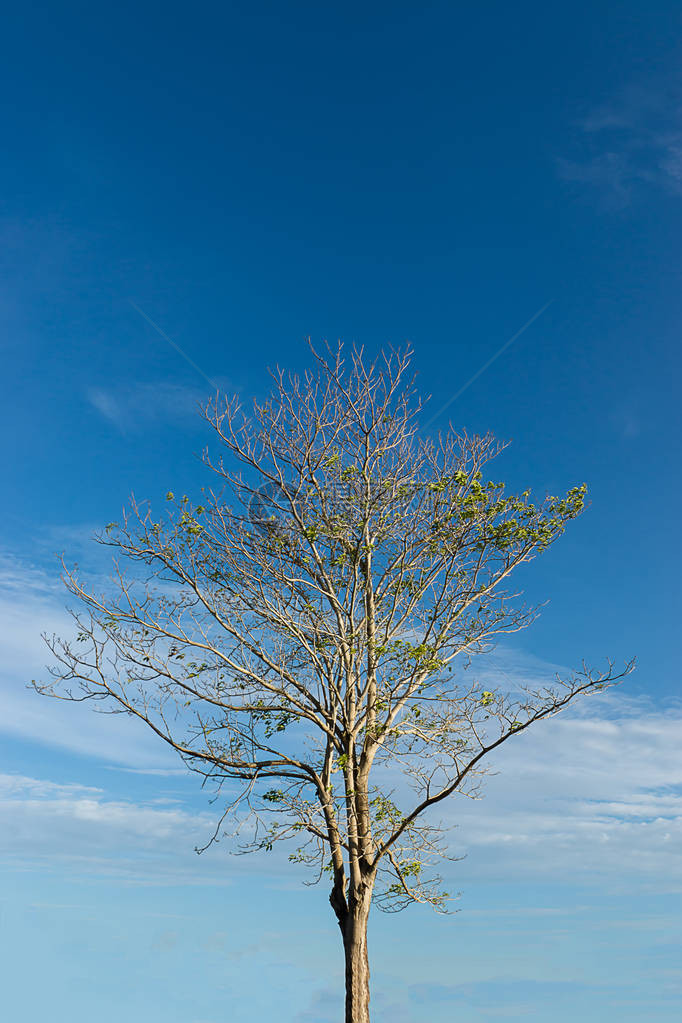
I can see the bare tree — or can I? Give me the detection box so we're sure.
[36,342,632,1023]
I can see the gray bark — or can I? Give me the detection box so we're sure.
[332,878,373,1023]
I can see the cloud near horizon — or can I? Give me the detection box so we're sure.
[0,548,678,896]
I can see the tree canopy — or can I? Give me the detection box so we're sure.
[36,342,631,1021]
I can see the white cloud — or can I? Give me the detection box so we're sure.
[0,769,313,887]
[1,549,678,894]
[433,689,682,892]
[0,550,180,769]
[0,772,201,842]
[0,773,101,799]
[0,770,225,882]
[85,379,218,432]
[558,81,682,206]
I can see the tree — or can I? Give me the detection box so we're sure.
[36,342,632,1023]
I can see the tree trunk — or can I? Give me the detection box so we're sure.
[342,883,372,1023]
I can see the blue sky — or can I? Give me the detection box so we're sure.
[1,1,681,1020]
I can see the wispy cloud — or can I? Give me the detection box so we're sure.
[0,772,200,842]
[0,773,101,799]
[86,379,221,432]
[0,549,62,601]
[1,549,678,896]
[406,977,655,1019]
[0,771,220,882]
[435,683,682,893]
[558,82,682,207]
[0,550,180,769]
[0,770,323,888]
